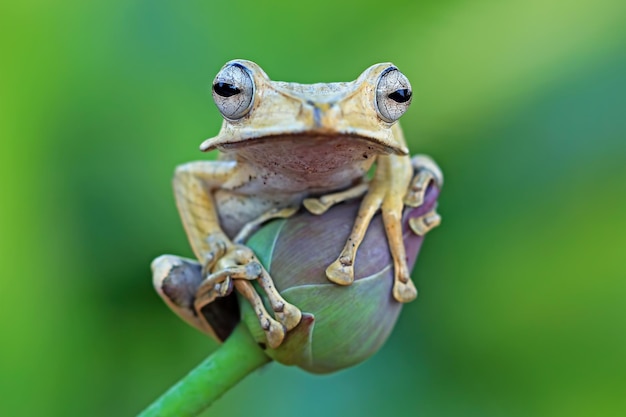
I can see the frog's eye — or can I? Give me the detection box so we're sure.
[375,67,412,123]
[212,63,254,120]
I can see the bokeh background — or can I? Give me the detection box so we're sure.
[1,0,624,416]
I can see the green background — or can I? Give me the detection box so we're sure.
[1,0,624,416]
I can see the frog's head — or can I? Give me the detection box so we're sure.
[200,59,412,156]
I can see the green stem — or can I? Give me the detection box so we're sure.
[138,324,271,417]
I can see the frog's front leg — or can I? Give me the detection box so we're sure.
[325,153,443,303]
[193,247,298,348]
[173,161,301,346]
[325,153,415,300]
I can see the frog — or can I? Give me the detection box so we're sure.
[152,59,443,349]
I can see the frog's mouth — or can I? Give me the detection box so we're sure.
[210,133,403,181]
[200,129,409,156]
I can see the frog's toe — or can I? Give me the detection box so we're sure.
[152,255,202,309]
[404,171,434,207]
[405,155,444,207]
[152,254,224,337]
[393,278,417,303]
[303,197,330,215]
[264,319,286,349]
[326,257,355,286]
[214,276,233,297]
[276,302,302,331]
[413,155,444,187]
[408,209,442,236]
[152,255,183,291]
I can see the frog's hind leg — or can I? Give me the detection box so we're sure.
[174,161,300,348]
[302,182,369,215]
[151,255,239,342]
[325,182,387,285]
[325,153,417,303]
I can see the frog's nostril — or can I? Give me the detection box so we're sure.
[313,106,322,127]
[306,101,334,128]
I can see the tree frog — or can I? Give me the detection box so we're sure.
[152,60,442,349]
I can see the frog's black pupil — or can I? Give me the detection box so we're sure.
[388,89,412,103]
[213,82,241,98]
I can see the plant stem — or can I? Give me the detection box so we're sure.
[138,324,270,417]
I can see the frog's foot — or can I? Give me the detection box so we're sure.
[220,246,301,332]
[404,155,444,208]
[233,206,299,244]
[391,260,416,304]
[152,254,222,338]
[254,265,302,331]
[196,244,301,348]
[303,182,369,215]
[393,276,418,304]
[195,263,285,348]
[232,279,284,349]
[326,254,356,286]
[409,208,442,236]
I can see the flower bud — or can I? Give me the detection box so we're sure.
[242,185,440,374]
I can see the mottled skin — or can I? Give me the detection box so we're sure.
[152,60,443,348]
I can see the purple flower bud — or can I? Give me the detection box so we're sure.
[242,185,440,374]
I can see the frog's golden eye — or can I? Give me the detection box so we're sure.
[212,63,254,120]
[375,67,412,123]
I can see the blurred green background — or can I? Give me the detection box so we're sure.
[1,0,624,416]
